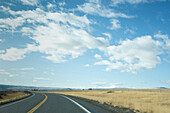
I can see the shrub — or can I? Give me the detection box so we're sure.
[107,91,114,93]
[88,88,92,90]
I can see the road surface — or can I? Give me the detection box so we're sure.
[0,93,112,113]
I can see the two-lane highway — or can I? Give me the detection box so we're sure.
[0,93,112,113]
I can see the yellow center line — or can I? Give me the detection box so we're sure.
[27,94,48,113]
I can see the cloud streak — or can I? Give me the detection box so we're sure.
[75,0,133,18]
[111,0,167,6]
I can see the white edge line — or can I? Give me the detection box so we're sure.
[61,95,91,113]
[0,92,35,109]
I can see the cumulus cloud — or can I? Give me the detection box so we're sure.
[0,6,109,62]
[95,36,163,73]
[84,64,91,67]
[154,33,170,49]
[47,3,56,9]
[94,60,111,65]
[94,54,102,60]
[109,19,121,30]
[75,0,133,18]
[20,0,39,6]
[59,1,66,6]
[0,17,25,30]
[0,44,38,61]
[0,48,28,61]
[29,23,108,63]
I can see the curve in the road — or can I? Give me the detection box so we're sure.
[0,93,113,113]
[27,94,48,113]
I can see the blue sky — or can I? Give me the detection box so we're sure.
[0,0,170,89]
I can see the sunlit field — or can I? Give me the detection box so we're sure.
[47,89,170,113]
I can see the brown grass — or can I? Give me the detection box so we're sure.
[46,89,170,113]
[0,91,31,105]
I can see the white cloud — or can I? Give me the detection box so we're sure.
[0,48,28,61]
[163,58,170,63]
[9,74,14,77]
[21,68,34,71]
[0,6,109,62]
[92,82,122,88]
[103,33,112,40]
[95,36,163,73]
[111,0,167,6]
[0,17,25,30]
[34,77,51,80]
[154,33,170,49]
[33,80,37,82]
[0,7,47,30]
[94,54,102,60]
[0,44,38,61]
[0,70,14,77]
[124,29,135,34]
[0,39,4,43]
[94,60,111,65]
[163,80,170,84]
[112,0,148,5]
[109,19,121,30]
[30,23,108,63]
[20,0,38,6]
[0,50,5,53]
[84,64,91,67]
[47,3,56,9]
[59,2,66,6]
[75,0,133,18]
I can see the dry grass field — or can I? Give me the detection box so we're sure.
[0,91,31,105]
[47,89,170,113]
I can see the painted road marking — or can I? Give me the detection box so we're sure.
[0,93,35,109]
[62,95,91,113]
[27,94,47,113]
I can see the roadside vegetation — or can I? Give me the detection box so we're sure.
[47,89,170,113]
[0,90,31,105]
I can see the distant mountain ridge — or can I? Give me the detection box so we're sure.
[156,87,169,89]
[0,84,169,91]
[0,84,71,91]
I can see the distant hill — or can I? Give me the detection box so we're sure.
[0,84,71,91]
[156,87,169,89]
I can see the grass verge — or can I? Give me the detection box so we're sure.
[0,91,31,105]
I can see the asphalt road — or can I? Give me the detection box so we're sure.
[0,93,112,113]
